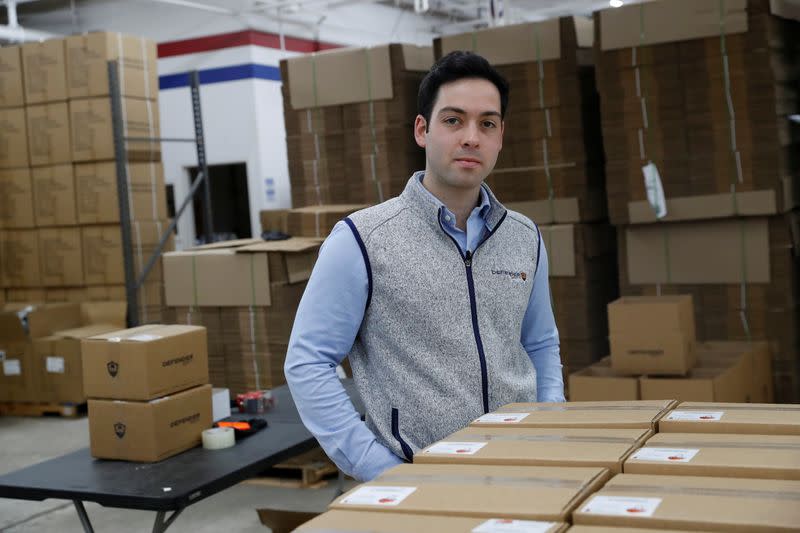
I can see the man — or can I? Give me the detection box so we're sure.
[285,50,564,481]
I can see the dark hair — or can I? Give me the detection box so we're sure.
[417,51,509,130]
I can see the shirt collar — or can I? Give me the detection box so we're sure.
[414,171,492,221]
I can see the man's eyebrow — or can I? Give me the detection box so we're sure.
[437,106,501,118]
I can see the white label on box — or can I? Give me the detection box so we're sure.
[339,486,416,506]
[474,413,530,424]
[127,334,162,342]
[424,441,487,455]
[643,161,667,219]
[630,447,699,463]
[581,495,662,517]
[665,410,724,422]
[3,359,21,376]
[472,518,558,533]
[46,356,65,374]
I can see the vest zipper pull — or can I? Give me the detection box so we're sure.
[464,251,472,268]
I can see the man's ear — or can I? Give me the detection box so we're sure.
[414,115,427,149]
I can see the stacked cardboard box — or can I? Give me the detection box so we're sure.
[259,204,367,238]
[594,0,800,402]
[0,33,169,325]
[280,45,430,207]
[82,324,211,461]
[435,20,617,371]
[163,237,319,396]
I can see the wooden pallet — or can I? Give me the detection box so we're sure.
[0,401,87,418]
[246,447,339,489]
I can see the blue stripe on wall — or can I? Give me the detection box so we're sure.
[159,63,282,90]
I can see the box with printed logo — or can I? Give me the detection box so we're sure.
[81,324,208,400]
[658,401,800,435]
[88,383,211,462]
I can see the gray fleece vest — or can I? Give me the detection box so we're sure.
[345,176,541,461]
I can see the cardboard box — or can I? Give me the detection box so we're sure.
[639,350,750,403]
[623,432,800,480]
[0,168,35,228]
[296,511,568,533]
[21,39,67,104]
[66,32,158,100]
[286,204,368,238]
[330,463,610,521]
[569,357,640,401]
[0,46,24,108]
[470,400,677,430]
[659,402,800,436]
[82,221,170,285]
[44,287,87,303]
[0,107,29,168]
[416,426,651,473]
[69,96,160,162]
[0,339,36,402]
[573,473,800,531]
[80,301,127,327]
[38,227,83,287]
[1,229,41,288]
[568,528,700,533]
[26,103,71,166]
[608,296,696,375]
[82,324,208,400]
[31,164,77,226]
[4,289,45,303]
[88,383,212,462]
[75,161,167,224]
[698,340,773,403]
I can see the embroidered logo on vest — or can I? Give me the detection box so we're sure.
[491,269,527,282]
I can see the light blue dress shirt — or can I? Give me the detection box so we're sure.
[284,173,564,481]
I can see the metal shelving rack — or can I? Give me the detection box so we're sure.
[107,61,214,327]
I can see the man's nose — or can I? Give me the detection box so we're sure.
[461,122,480,147]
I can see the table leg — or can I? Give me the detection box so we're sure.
[73,500,95,533]
[152,507,184,533]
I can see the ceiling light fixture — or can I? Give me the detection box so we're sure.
[610,0,624,7]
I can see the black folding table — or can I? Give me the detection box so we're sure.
[0,382,360,533]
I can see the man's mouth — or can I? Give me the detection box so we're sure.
[454,157,481,168]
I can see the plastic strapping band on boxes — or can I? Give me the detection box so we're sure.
[532,24,557,227]
[641,440,800,450]
[314,209,321,238]
[133,221,148,323]
[364,48,384,204]
[310,54,323,205]
[464,434,641,444]
[149,161,158,220]
[500,403,670,412]
[380,473,587,488]
[139,36,156,162]
[677,404,800,412]
[602,483,800,501]
[248,254,261,390]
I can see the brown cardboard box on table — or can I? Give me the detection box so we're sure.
[88,383,212,462]
[568,356,640,401]
[82,324,208,400]
[608,296,696,375]
[573,473,800,531]
[623,432,800,480]
[568,527,709,533]
[470,400,676,430]
[659,401,800,435]
[295,510,568,532]
[330,463,610,522]
[416,426,651,473]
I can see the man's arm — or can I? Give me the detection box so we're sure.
[284,221,403,481]
[520,228,566,402]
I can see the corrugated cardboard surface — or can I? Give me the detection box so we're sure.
[471,400,676,430]
[568,527,710,533]
[287,45,394,109]
[624,432,800,480]
[88,384,211,462]
[660,402,800,435]
[0,168,34,228]
[31,164,77,226]
[25,102,71,166]
[38,227,83,287]
[297,510,568,532]
[506,199,582,225]
[0,107,29,169]
[416,426,651,473]
[82,324,209,400]
[628,190,778,224]
[569,357,640,401]
[699,340,774,403]
[0,46,24,108]
[0,341,37,402]
[21,39,67,104]
[573,473,800,531]
[436,20,561,65]
[331,463,610,521]
[66,32,158,100]
[75,161,167,223]
[624,218,770,284]
[1,229,41,288]
[80,301,126,327]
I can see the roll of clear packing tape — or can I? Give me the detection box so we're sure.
[202,427,235,450]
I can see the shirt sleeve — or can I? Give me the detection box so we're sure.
[520,228,566,402]
[284,221,403,481]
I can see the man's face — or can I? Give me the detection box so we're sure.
[414,77,504,192]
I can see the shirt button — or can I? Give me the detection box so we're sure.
[444,215,451,222]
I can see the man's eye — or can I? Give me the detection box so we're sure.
[444,117,460,125]
[482,121,497,128]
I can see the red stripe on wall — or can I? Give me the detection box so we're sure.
[158,29,341,58]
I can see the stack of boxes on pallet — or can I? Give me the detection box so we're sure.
[570,295,774,404]
[0,301,125,405]
[82,324,211,462]
[280,44,430,207]
[594,0,800,402]
[0,32,170,324]
[162,238,320,396]
[260,204,367,238]
[295,398,800,531]
[433,19,617,371]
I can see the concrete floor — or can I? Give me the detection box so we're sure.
[0,415,355,532]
